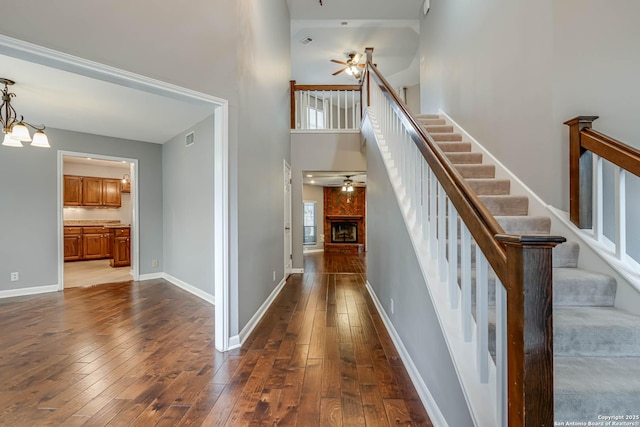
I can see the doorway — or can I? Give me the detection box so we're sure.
[58,151,139,289]
[284,160,292,276]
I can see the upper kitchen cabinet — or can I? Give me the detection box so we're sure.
[65,175,122,207]
[63,175,83,206]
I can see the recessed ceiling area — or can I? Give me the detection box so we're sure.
[0,53,214,144]
[303,171,366,187]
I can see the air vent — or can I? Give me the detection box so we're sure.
[300,37,313,45]
[185,131,195,147]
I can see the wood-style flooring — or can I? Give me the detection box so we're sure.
[0,252,432,426]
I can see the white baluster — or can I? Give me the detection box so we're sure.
[460,223,472,341]
[438,183,447,280]
[429,170,437,257]
[448,200,459,309]
[615,166,627,259]
[422,164,429,243]
[476,247,489,383]
[593,154,603,242]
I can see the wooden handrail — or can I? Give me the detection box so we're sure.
[565,116,640,228]
[367,51,564,427]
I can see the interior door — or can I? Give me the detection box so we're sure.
[284,160,292,276]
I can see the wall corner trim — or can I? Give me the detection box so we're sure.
[138,273,164,281]
[366,281,449,427]
[291,268,304,274]
[0,284,59,299]
[235,276,288,347]
[162,273,215,306]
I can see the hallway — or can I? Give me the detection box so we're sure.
[0,252,432,426]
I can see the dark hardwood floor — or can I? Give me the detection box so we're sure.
[0,252,432,426]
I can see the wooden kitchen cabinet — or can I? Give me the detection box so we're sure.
[111,227,131,267]
[82,227,110,260]
[63,175,83,206]
[76,176,122,207]
[63,227,82,261]
[102,179,122,207]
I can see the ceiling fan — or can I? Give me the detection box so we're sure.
[331,53,365,79]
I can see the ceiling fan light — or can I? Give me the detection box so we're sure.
[2,133,23,147]
[10,122,32,141]
[342,185,347,192]
[30,130,50,148]
[347,185,354,192]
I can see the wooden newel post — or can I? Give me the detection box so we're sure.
[290,80,296,130]
[564,116,599,228]
[496,234,565,427]
[364,47,374,107]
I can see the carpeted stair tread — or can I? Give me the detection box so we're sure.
[415,114,440,120]
[445,152,483,164]
[478,195,529,216]
[554,307,640,356]
[429,132,463,142]
[424,125,453,133]
[554,357,640,421]
[495,215,551,234]
[436,141,472,152]
[553,241,579,268]
[417,119,446,126]
[553,268,617,307]
[466,179,511,195]
[455,164,496,179]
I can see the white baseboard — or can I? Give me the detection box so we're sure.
[0,284,59,299]
[365,281,449,427]
[162,273,215,306]
[234,276,288,349]
[291,268,304,274]
[138,273,163,281]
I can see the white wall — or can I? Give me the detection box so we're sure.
[291,132,366,268]
[302,184,324,251]
[63,161,132,225]
[163,115,215,296]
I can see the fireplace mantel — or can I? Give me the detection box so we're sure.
[326,215,363,220]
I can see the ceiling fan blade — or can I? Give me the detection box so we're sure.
[357,64,365,68]
[332,68,346,76]
[331,59,347,65]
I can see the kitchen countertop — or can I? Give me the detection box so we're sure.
[64,220,130,229]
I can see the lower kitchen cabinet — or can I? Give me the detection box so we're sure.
[63,227,83,261]
[111,228,131,267]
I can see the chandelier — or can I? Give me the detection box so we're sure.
[1,78,50,148]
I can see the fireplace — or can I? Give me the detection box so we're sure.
[331,222,357,243]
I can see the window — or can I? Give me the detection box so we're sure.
[303,202,317,245]
[307,107,325,130]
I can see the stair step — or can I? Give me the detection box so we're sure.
[555,357,640,422]
[478,195,529,216]
[415,114,440,120]
[455,164,495,179]
[445,152,483,164]
[553,268,617,307]
[430,133,463,142]
[436,142,472,152]
[466,179,511,195]
[554,307,640,356]
[418,119,446,126]
[424,125,453,133]
[495,215,550,234]
[553,241,579,268]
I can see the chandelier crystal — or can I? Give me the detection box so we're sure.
[1,78,50,148]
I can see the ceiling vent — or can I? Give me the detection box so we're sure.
[300,37,313,45]
[185,131,195,147]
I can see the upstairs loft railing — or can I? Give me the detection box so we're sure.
[362,48,564,427]
[565,117,640,272]
[290,80,362,131]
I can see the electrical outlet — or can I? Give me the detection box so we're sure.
[273,270,276,282]
[10,272,19,282]
[151,259,158,267]
[390,298,395,315]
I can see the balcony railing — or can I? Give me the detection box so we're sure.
[290,81,362,131]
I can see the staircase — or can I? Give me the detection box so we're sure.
[416,114,640,421]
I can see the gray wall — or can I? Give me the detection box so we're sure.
[302,184,325,251]
[420,1,640,261]
[163,115,215,295]
[0,128,163,292]
[364,118,473,426]
[291,133,366,269]
[235,0,291,333]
